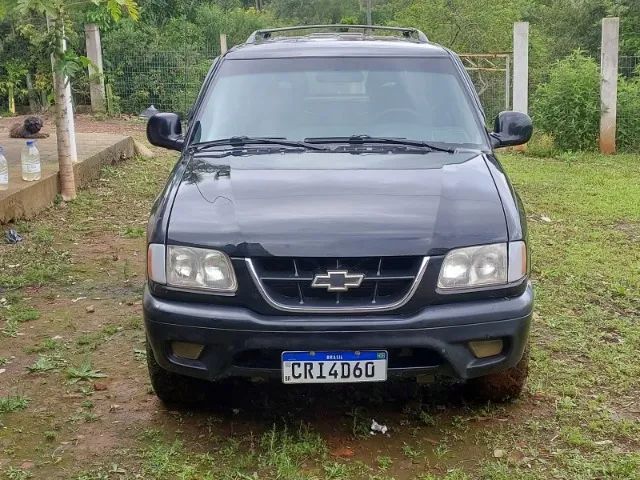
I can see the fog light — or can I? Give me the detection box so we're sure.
[171,341,204,360]
[469,339,503,358]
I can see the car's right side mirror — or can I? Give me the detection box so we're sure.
[490,111,533,149]
[147,112,184,151]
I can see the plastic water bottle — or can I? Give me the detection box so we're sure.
[21,140,41,181]
[0,146,8,190]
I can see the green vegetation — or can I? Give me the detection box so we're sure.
[617,75,640,151]
[4,467,33,480]
[2,0,640,151]
[532,52,600,151]
[0,395,29,414]
[532,51,640,152]
[66,361,108,383]
[26,354,64,373]
[0,143,638,478]
[1,299,41,338]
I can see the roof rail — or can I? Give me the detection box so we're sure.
[246,25,429,44]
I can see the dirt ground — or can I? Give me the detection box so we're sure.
[0,117,639,480]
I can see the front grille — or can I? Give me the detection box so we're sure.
[247,256,427,312]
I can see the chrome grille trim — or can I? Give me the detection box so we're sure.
[245,257,429,313]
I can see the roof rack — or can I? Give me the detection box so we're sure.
[246,25,429,44]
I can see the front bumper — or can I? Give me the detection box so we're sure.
[144,282,533,382]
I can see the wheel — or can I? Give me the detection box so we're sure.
[464,345,529,402]
[146,340,211,404]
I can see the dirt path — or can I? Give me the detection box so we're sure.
[1,120,639,479]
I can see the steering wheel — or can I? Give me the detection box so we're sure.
[372,107,422,123]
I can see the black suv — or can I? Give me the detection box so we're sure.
[145,25,533,404]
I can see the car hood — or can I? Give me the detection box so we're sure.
[167,151,508,257]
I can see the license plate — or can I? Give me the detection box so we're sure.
[282,350,387,384]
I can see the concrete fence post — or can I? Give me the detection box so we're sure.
[84,23,107,113]
[220,34,228,55]
[512,22,529,115]
[512,22,529,150]
[600,17,619,154]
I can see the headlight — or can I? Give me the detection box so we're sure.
[438,241,527,290]
[147,244,237,293]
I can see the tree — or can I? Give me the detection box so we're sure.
[1,0,138,201]
[0,60,27,114]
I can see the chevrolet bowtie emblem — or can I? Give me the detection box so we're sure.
[311,270,365,292]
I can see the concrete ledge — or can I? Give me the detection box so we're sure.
[0,134,135,223]
[74,136,135,188]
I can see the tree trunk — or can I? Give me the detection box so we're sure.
[50,14,77,201]
[26,73,39,113]
[8,84,15,114]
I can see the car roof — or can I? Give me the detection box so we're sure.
[226,37,450,60]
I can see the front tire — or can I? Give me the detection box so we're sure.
[464,345,529,402]
[146,340,211,404]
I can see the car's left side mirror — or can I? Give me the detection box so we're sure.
[490,111,533,149]
[147,112,184,151]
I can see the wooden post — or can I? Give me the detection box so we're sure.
[600,17,619,154]
[220,34,228,55]
[84,23,107,113]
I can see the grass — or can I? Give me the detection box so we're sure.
[25,337,64,354]
[1,300,40,337]
[26,354,66,373]
[66,361,107,383]
[0,149,638,479]
[0,395,29,414]
[4,467,33,480]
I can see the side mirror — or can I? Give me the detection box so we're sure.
[490,111,533,148]
[147,112,184,151]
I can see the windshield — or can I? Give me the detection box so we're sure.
[192,56,488,149]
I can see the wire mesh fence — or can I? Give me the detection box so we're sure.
[103,47,512,125]
[460,54,511,125]
[619,55,639,77]
[103,47,217,116]
[617,55,640,152]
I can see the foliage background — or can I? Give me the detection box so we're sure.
[1,0,639,151]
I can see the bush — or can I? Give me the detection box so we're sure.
[532,51,600,151]
[617,76,640,152]
[526,131,557,158]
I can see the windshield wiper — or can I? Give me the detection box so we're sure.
[190,136,329,152]
[304,135,456,153]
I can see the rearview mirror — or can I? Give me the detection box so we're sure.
[147,112,184,151]
[490,111,533,149]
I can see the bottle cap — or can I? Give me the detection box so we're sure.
[26,140,35,146]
